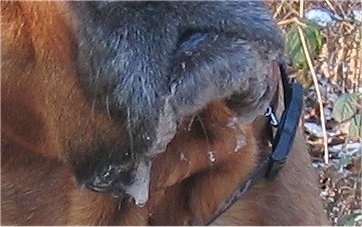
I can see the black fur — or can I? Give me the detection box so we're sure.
[67,1,284,198]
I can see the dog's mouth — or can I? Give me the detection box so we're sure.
[84,102,257,207]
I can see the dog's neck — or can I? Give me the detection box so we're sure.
[206,64,303,225]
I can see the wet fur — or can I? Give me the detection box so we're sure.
[1,1,328,225]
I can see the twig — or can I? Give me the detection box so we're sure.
[278,18,295,26]
[273,0,286,19]
[297,26,330,164]
[278,17,307,27]
[335,1,348,19]
[284,1,301,17]
[299,0,304,19]
[324,0,337,14]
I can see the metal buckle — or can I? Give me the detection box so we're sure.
[265,106,279,127]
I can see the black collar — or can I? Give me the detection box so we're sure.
[206,64,304,225]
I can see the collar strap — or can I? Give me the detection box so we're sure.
[267,77,303,178]
[206,64,303,225]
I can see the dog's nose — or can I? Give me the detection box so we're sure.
[86,162,135,192]
[86,159,152,206]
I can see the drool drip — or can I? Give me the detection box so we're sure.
[208,151,217,163]
[124,160,152,207]
[234,134,247,152]
[227,117,247,152]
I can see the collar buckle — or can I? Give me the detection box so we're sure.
[265,106,279,127]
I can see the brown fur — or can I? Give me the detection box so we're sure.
[1,2,329,225]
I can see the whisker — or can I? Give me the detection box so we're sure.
[196,114,211,154]
[91,98,96,122]
[127,107,135,159]
[105,95,112,120]
[187,114,196,131]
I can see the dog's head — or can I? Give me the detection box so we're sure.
[1,1,284,222]
[66,1,283,201]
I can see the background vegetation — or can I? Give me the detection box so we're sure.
[267,1,361,225]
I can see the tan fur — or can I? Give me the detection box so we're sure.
[1,2,329,225]
[212,129,329,225]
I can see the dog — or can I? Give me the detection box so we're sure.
[1,1,329,225]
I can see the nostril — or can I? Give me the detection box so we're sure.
[86,162,137,195]
[86,165,117,192]
[87,176,113,192]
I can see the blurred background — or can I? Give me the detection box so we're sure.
[267,0,361,225]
